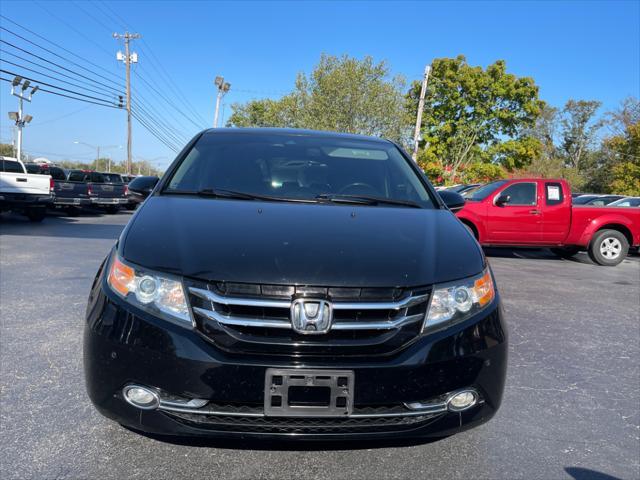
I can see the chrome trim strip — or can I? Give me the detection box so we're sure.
[192,307,424,331]
[193,307,292,329]
[330,313,425,330]
[158,403,447,418]
[189,287,429,311]
[190,287,291,308]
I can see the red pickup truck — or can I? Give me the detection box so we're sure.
[456,178,640,266]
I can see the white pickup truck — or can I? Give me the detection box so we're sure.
[0,156,53,222]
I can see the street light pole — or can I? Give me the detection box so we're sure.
[213,76,231,128]
[8,76,38,161]
[412,65,431,162]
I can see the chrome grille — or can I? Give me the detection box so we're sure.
[186,281,430,356]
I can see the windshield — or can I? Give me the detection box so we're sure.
[608,197,640,207]
[164,132,435,208]
[103,174,124,183]
[465,180,508,201]
[573,195,599,205]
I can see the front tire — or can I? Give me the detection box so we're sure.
[588,230,629,266]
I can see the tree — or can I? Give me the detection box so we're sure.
[559,99,602,170]
[0,143,15,157]
[583,98,639,193]
[228,54,409,142]
[407,55,543,177]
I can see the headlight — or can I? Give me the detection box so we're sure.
[107,253,191,325]
[423,269,495,332]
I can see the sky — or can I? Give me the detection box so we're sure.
[0,0,638,170]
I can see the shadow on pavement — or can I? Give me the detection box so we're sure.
[0,212,128,240]
[565,467,622,480]
[125,426,443,451]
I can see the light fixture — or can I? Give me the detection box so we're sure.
[31,85,39,95]
[21,80,31,91]
[214,76,223,87]
[11,76,22,87]
[24,115,33,124]
[8,112,18,121]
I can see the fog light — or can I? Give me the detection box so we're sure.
[123,385,159,410]
[447,390,478,411]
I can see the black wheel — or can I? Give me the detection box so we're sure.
[26,208,46,222]
[588,229,629,266]
[66,207,81,217]
[550,246,580,259]
[106,205,120,214]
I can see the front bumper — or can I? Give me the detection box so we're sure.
[84,267,508,440]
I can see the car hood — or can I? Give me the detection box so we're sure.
[121,196,484,287]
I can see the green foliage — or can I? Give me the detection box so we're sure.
[609,161,640,196]
[559,99,602,170]
[460,162,507,183]
[407,55,543,176]
[0,143,15,157]
[490,137,543,170]
[228,54,409,142]
[57,158,164,177]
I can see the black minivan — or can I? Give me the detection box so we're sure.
[84,128,507,440]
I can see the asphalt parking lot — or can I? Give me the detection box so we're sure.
[1,211,639,480]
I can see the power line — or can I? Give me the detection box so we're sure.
[0,57,119,99]
[133,70,205,130]
[31,106,92,126]
[0,68,118,104]
[131,101,188,146]
[32,1,114,58]
[0,38,124,95]
[131,110,179,152]
[0,14,123,85]
[93,2,208,127]
[0,76,120,108]
[0,48,120,97]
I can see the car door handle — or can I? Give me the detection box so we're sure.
[529,209,541,215]
[16,177,27,182]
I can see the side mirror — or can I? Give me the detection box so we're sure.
[128,176,159,202]
[438,190,466,213]
[495,194,511,206]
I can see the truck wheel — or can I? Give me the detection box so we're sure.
[588,230,629,266]
[550,246,580,259]
[26,208,46,222]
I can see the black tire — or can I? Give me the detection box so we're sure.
[588,229,629,266]
[26,208,46,222]
[106,205,120,214]
[550,246,580,259]
[66,207,81,217]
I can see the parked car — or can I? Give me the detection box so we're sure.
[0,156,53,221]
[126,175,158,206]
[457,179,640,266]
[576,194,625,206]
[119,174,139,210]
[608,197,640,207]
[25,163,92,214]
[67,170,127,213]
[446,184,481,194]
[84,128,507,440]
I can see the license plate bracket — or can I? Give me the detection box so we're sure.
[264,368,354,417]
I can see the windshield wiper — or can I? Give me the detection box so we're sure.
[164,188,317,204]
[315,194,423,209]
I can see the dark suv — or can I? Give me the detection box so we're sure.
[84,129,507,440]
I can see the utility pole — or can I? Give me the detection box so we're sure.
[73,141,121,171]
[114,32,141,174]
[412,65,431,162]
[8,76,38,161]
[213,76,231,128]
